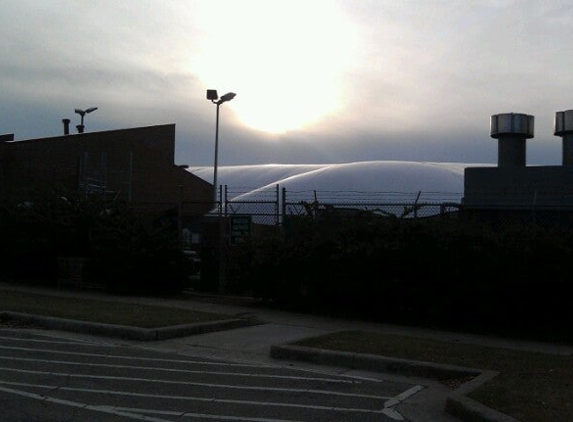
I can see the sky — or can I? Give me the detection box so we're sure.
[2,0,573,168]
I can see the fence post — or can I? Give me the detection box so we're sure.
[282,187,287,225]
[414,191,421,218]
[275,184,280,225]
[218,185,229,293]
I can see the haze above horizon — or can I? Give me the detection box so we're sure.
[1,0,572,167]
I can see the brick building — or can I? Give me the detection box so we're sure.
[0,123,213,224]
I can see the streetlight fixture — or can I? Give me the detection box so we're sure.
[74,107,98,133]
[206,90,236,202]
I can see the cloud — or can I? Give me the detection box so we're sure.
[1,0,572,168]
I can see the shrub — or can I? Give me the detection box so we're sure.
[0,189,190,295]
[229,212,573,338]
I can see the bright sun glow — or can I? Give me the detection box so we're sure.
[190,0,360,134]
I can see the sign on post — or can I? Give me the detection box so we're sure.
[230,215,252,245]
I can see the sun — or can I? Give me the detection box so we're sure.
[190,0,360,134]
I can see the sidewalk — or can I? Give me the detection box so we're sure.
[2,282,572,422]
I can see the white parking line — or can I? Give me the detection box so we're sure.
[106,405,309,421]
[384,385,425,408]
[0,328,109,344]
[0,333,107,346]
[0,366,387,400]
[0,380,409,416]
[0,345,261,367]
[0,384,174,422]
[0,383,305,422]
[380,385,426,421]
[0,355,357,384]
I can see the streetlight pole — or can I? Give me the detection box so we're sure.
[74,107,98,133]
[213,101,221,202]
[206,89,236,295]
[206,90,236,203]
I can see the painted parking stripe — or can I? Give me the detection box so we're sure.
[384,385,425,408]
[0,328,110,344]
[0,344,377,385]
[0,355,357,384]
[0,384,174,422]
[107,405,314,421]
[0,381,409,416]
[0,328,118,346]
[0,334,110,346]
[0,366,388,400]
[0,383,305,422]
[0,345,262,367]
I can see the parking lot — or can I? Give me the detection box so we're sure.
[0,328,423,421]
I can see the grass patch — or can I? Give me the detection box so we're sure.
[2,286,571,422]
[0,290,229,328]
[292,330,573,422]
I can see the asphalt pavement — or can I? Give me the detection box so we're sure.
[2,281,572,422]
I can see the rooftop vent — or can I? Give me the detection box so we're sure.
[554,110,573,166]
[490,112,534,167]
[62,118,70,135]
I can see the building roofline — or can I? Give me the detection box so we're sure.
[7,123,176,144]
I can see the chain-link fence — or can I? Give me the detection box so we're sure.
[171,185,573,255]
[176,185,573,293]
[200,185,464,226]
[140,184,573,235]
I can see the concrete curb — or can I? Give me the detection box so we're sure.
[270,344,519,422]
[446,394,519,422]
[0,311,262,341]
[445,369,520,422]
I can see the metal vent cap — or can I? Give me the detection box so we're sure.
[490,113,534,139]
[554,110,573,136]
